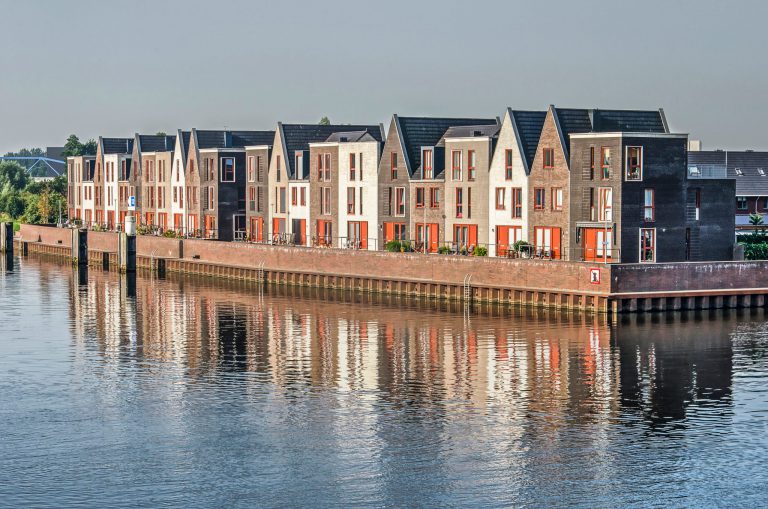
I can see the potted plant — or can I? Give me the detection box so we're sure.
[438,245,451,255]
[385,240,401,252]
[513,240,530,258]
[473,246,488,257]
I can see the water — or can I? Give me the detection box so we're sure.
[1,255,767,508]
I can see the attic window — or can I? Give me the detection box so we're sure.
[735,168,744,176]
[759,168,766,176]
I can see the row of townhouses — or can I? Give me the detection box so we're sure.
[66,106,736,263]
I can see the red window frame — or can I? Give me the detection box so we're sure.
[512,187,522,218]
[495,188,505,210]
[598,187,612,221]
[640,228,655,263]
[455,188,463,218]
[349,153,356,181]
[291,187,298,206]
[534,187,545,210]
[644,188,655,222]
[300,187,306,206]
[451,150,462,181]
[551,187,563,211]
[415,187,425,208]
[601,147,611,180]
[429,188,440,208]
[347,187,355,214]
[391,153,398,180]
[505,149,514,180]
[394,187,405,216]
[543,148,555,169]
[423,149,433,179]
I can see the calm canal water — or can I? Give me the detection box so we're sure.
[1,255,767,508]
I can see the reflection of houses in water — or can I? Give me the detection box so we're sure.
[60,259,738,431]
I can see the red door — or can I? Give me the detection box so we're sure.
[468,225,478,249]
[496,227,510,256]
[384,222,395,243]
[360,221,368,249]
[298,219,306,246]
[583,227,612,262]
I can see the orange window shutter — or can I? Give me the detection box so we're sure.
[429,224,438,252]
[360,221,368,249]
[552,228,562,259]
[469,225,478,247]
[385,222,394,242]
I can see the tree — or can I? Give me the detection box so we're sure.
[0,161,29,191]
[0,189,25,218]
[82,139,97,155]
[62,134,84,157]
[155,131,167,137]
[318,116,331,125]
[749,213,764,225]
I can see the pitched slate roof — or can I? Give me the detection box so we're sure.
[177,130,191,161]
[101,137,134,154]
[279,123,385,178]
[551,108,592,162]
[688,150,768,196]
[438,124,501,143]
[324,131,378,143]
[194,130,275,150]
[591,109,668,133]
[509,109,547,173]
[138,134,175,153]
[394,116,498,176]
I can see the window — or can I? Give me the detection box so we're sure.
[512,188,522,218]
[455,188,463,218]
[257,156,264,182]
[467,188,472,218]
[737,196,748,210]
[415,187,425,208]
[249,187,256,212]
[543,148,555,169]
[391,153,398,180]
[423,149,433,179]
[601,147,611,179]
[735,168,744,176]
[320,187,332,215]
[295,153,304,179]
[589,188,596,221]
[220,157,235,182]
[640,228,656,263]
[121,160,128,180]
[430,188,440,208]
[505,149,514,180]
[626,146,643,180]
[534,188,545,210]
[644,189,655,221]
[452,151,462,181]
[291,187,298,206]
[276,155,281,182]
[208,187,214,210]
[589,146,595,180]
[551,187,563,211]
[359,187,364,215]
[395,187,405,216]
[175,160,180,182]
[279,187,286,213]
[495,188,505,210]
[349,153,356,181]
[598,187,612,221]
[300,187,306,206]
[359,152,364,180]
[695,188,701,220]
[596,230,613,259]
[468,150,476,180]
[248,156,255,182]
[347,187,356,214]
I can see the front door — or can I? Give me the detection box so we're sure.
[583,227,612,262]
[272,218,286,242]
[233,214,246,241]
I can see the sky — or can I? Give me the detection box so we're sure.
[1,0,767,154]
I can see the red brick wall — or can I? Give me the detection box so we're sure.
[20,224,72,248]
[137,236,182,259]
[88,231,119,252]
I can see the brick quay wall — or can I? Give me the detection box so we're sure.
[16,224,768,313]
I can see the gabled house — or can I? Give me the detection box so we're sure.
[408,139,445,253]
[129,134,175,231]
[169,130,192,233]
[268,123,385,244]
[527,107,592,259]
[244,143,272,242]
[377,116,498,249]
[189,130,275,241]
[94,137,133,229]
[443,122,501,253]
[66,155,96,223]
[487,109,546,256]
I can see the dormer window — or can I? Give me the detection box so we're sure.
[735,168,744,176]
[759,168,766,176]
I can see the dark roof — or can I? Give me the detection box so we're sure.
[591,109,668,133]
[324,131,378,143]
[395,116,498,175]
[689,150,768,196]
[101,137,134,154]
[194,130,275,150]
[438,124,500,144]
[178,130,191,161]
[138,134,175,153]
[509,109,547,173]
[551,108,592,162]
[280,124,384,177]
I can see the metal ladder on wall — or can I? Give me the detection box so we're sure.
[463,273,473,324]
[256,262,265,300]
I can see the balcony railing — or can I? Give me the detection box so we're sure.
[687,165,727,179]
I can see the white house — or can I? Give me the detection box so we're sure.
[337,135,381,250]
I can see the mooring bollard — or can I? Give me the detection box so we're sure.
[71,228,88,266]
[0,222,12,255]
[118,232,136,273]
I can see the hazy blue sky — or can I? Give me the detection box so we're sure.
[1,0,767,154]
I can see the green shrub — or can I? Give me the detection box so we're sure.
[742,242,768,260]
[438,245,451,254]
[136,225,150,236]
[400,241,413,252]
[473,246,488,256]
[385,240,401,252]
[512,240,530,252]
[163,230,177,238]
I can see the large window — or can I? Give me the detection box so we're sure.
[320,187,332,215]
[291,187,298,206]
[248,156,255,182]
[534,187,545,210]
[318,153,331,181]
[543,148,555,169]
[505,149,514,180]
[455,188,463,218]
[452,151,462,181]
[601,147,611,180]
[551,187,563,211]
[395,187,405,216]
[495,188,505,210]
[598,187,612,221]
[596,230,613,259]
[415,187,425,208]
[640,228,656,263]
[737,196,748,210]
[422,149,433,179]
[644,189,655,221]
[347,187,356,214]
[349,153,356,181]
[219,157,235,182]
[512,188,522,218]
[626,146,643,180]
[468,150,476,180]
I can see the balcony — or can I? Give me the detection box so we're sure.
[687,165,727,179]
